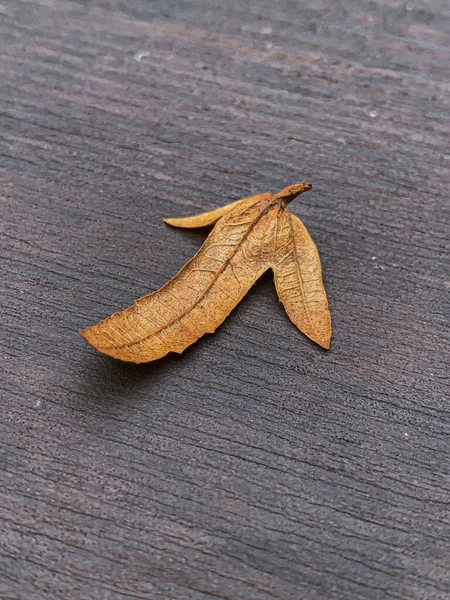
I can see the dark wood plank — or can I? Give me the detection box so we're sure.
[1,1,449,599]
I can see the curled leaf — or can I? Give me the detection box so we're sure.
[164,193,265,229]
[81,183,331,363]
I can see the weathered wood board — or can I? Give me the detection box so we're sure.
[1,1,449,599]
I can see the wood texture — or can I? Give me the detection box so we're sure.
[1,1,449,599]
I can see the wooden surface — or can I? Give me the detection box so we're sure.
[1,1,449,599]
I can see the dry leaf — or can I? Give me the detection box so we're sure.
[81,183,331,363]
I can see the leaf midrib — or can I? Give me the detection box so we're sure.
[110,199,279,349]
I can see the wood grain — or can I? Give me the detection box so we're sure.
[1,1,449,599]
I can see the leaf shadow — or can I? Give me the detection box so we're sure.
[72,226,215,412]
[74,265,320,416]
[73,341,185,414]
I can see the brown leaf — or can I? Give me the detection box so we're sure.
[164,193,266,229]
[274,210,331,349]
[81,183,331,363]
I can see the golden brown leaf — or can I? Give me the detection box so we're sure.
[81,183,331,362]
[164,193,265,229]
[274,211,331,349]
